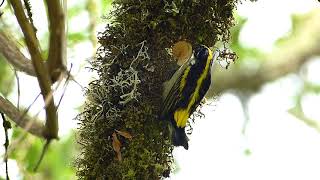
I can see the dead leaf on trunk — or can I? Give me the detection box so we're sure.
[112,132,122,161]
[115,129,133,140]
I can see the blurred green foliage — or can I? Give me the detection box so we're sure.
[8,129,77,180]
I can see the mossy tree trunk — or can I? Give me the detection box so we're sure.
[76,0,238,179]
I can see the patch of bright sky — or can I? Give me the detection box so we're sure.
[237,0,320,52]
[171,93,247,179]
[260,73,303,110]
[68,11,90,33]
[28,0,48,39]
[302,92,320,121]
[303,57,320,85]
[0,160,21,179]
[245,94,320,180]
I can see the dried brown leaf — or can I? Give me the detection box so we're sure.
[112,132,122,161]
[115,129,133,140]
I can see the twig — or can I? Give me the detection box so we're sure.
[12,69,21,110]
[0,95,45,138]
[9,0,58,139]
[288,106,320,133]
[0,31,36,76]
[44,0,66,83]
[33,139,51,172]
[56,65,73,109]
[5,92,42,155]
[1,112,11,180]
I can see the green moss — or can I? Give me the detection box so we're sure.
[76,0,239,179]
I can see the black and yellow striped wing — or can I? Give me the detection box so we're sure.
[160,56,194,120]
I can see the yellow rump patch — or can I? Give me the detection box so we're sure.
[174,109,189,128]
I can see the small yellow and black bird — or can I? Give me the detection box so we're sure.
[160,44,219,150]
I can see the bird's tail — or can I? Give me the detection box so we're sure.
[172,126,189,150]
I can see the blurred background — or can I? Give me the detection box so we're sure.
[1,0,320,179]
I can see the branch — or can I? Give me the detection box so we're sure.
[44,0,66,83]
[0,96,45,138]
[0,30,36,76]
[288,106,320,133]
[1,112,11,180]
[8,0,58,139]
[211,44,320,94]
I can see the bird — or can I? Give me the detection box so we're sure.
[160,44,219,149]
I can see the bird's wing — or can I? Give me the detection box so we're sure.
[160,56,194,118]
